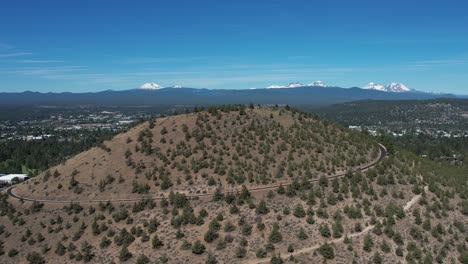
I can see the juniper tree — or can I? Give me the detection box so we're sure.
[269,223,283,243]
[192,240,206,254]
[363,234,374,252]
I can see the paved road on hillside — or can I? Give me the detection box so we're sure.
[5,144,387,204]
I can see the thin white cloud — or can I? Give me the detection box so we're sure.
[119,55,245,64]
[134,71,211,76]
[410,59,468,66]
[0,52,33,58]
[287,56,315,59]
[120,57,188,64]
[7,66,83,76]
[13,59,64,63]
[367,39,468,45]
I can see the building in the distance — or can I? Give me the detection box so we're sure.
[0,174,29,186]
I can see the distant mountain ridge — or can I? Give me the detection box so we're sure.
[362,82,413,92]
[140,81,414,92]
[0,85,459,107]
[266,81,327,88]
[139,82,164,89]
[138,83,183,89]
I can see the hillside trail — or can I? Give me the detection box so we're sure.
[6,145,387,204]
[245,185,428,264]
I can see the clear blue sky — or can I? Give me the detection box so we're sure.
[1,0,467,93]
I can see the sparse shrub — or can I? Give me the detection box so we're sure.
[205,253,218,264]
[181,240,192,250]
[293,204,306,218]
[136,254,150,264]
[80,241,94,262]
[224,221,235,232]
[256,248,267,258]
[55,242,66,256]
[256,200,269,214]
[269,223,283,243]
[99,237,111,248]
[298,227,308,240]
[236,245,247,258]
[306,215,315,224]
[119,246,132,262]
[192,240,206,254]
[114,228,135,247]
[363,234,374,252]
[152,235,164,248]
[270,254,284,264]
[8,248,18,257]
[318,243,334,259]
[319,223,331,237]
[26,251,45,264]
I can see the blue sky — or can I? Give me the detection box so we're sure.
[1,0,467,93]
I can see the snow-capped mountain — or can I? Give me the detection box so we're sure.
[137,81,412,92]
[286,82,304,88]
[363,82,387,92]
[138,83,165,90]
[362,82,412,93]
[267,82,304,89]
[266,81,327,89]
[386,82,412,92]
[308,81,327,87]
[2,81,454,107]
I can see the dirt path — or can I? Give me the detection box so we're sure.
[404,191,422,211]
[245,185,428,264]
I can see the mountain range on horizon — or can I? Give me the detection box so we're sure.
[138,81,415,93]
[1,82,464,107]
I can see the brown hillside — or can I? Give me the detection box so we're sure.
[0,107,465,264]
[15,107,378,200]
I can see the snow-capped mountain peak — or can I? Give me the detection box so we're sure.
[266,82,304,89]
[308,80,327,87]
[172,85,183,88]
[267,82,310,89]
[386,82,412,92]
[362,82,412,92]
[266,81,328,89]
[266,85,286,89]
[286,82,304,88]
[138,83,165,90]
[363,82,387,92]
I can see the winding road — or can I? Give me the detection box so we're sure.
[5,144,387,204]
